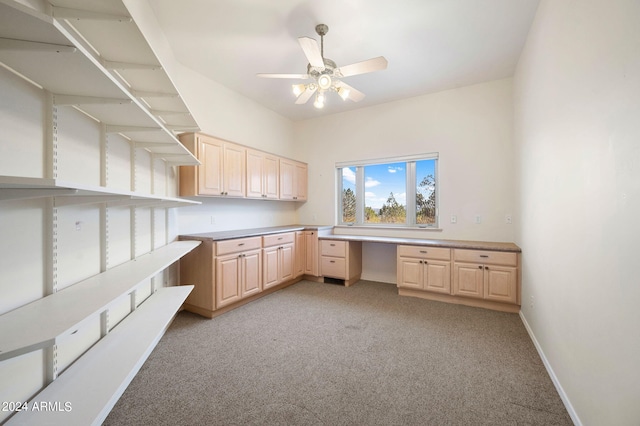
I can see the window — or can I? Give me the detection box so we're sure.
[338,154,438,227]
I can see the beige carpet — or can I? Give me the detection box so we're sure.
[105,280,572,425]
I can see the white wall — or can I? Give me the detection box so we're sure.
[125,0,300,233]
[513,1,640,424]
[295,79,515,282]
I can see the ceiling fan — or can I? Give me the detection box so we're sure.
[257,24,388,109]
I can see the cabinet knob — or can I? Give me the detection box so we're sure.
[478,265,483,269]
[485,266,489,270]
[480,255,489,258]
[420,250,427,254]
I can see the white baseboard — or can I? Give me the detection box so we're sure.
[519,311,582,426]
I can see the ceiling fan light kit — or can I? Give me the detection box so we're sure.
[258,24,387,109]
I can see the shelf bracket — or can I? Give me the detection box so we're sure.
[52,6,132,22]
[101,59,162,71]
[130,90,179,98]
[150,109,191,116]
[106,125,160,133]
[0,188,77,202]
[0,37,76,53]
[53,94,132,106]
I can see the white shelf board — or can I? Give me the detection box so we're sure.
[0,175,201,206]
[5,285,193,426]
[0,1,199,165]
[0,240,200,362]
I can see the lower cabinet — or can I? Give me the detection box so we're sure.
[397,246,451,294]
[262,232,295,290]
[304,230,319,277]
[216,247,262,308]
[452,249,518,305]
[180,231,305,318]
[396,245,520,312]
[320,239,362,286]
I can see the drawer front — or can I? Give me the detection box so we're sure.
[397,245,451,261]
[321,256,346,279]
[262,232,295,247]
[216,236,262,256]
[321,240,347,257]
[453,249,517,266]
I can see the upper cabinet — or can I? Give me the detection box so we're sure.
[180,132,307,202]
[279,159,308,201]
[179,133,245,197]
[247,149,279,200]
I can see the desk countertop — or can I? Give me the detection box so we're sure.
[179,225,521,253]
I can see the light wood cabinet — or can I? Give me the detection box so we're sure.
[180,236,262,316]
[215,247,262,309]
[279,158,307,201]
[179,133,246,197]
[397,246,451,294]
[295,231,305,278]
[320,239,362,286]
[453,249,518,304]
[263,232,295,289]
[246,149,279,199]
[304,230,319,276]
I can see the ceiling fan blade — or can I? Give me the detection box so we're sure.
[338,56,388,78]
[256,73,310,79]
[298,36,325,69]
[335,81,365,102]
[295,86,317,104]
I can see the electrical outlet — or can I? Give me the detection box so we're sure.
[530,296,534,308]
[75,221,82,231]
[475,215,481,224]
[505,215,512,224]
[450,214,457,224]
[210,216,216,225]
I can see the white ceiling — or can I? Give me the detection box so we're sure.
[148,0,540,121]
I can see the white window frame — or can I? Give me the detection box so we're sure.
[336,153,439,228]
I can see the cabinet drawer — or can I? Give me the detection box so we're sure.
[397,245,451,261]
[321,256,346,279]
[453,249,517,266]
[320,240,346,257]
[216,236,262,256]
[262,232,295,247]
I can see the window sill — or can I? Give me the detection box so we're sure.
[335,224,443,232]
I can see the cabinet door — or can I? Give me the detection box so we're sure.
[279,159,295,200]
[216,254,241,308]
[397,257,423,289]
[484,265,517,304]
[263,154,279,199]
[294,231,305,278]
[304,231,318,276]
[246,149,264,199]
[263,246,280,289]
[279,243,294,282]
[424,260,451,294]
[198,136,224,196]
[224,143,246,197]
[294,162,307,201]
[241,250,262,298]
[453,263,484,299]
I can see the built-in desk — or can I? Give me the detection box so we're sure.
[319,233,521,313]
[179,226,522,315]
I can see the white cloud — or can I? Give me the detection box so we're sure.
[388,166,403,173]
[365,177,380,188]
[342,167,356,184]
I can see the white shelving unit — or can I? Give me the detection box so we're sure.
[0,0,199,165]
[0,240,200,362]
[0,1,204,422]
[0,175,201,206]
[5,285,194,426]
